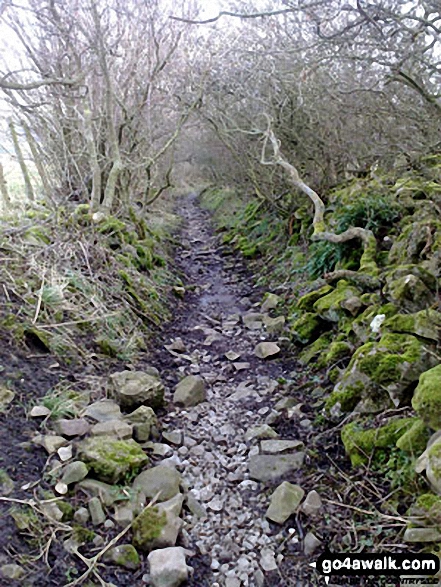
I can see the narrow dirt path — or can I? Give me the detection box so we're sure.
[152,193,312,587]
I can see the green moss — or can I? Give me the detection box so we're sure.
[298,333,332,365]
[322,341,352,366]
[325,381,365,413]
[291,312,324,345]
[415,493,441,518]
[313,280,361,323]
[396,418,431,455]
[78,437,149,484]
[72,525,95,544]
[24,226,51,245]
[57,500,74,521]
[97,217,127,234]
[341,418,415,467]
[384,309,441,342]
[132,506,166,552]
[296,285,334,311]
[412,365,441,430]
[354,333,422,386]
[359,235,379,276]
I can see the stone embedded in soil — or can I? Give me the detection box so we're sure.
[261,293,281,313]
[89,496,106,525]
[125,405,159,442]
[148,546,188,587]
[403,527,441,542]
[248,453,305,484]
[104,544,140,570]
[186,493,207,518]
[83,399,122,422]
[245,424,279,441]
[29,405,51,418]
[110,370,165,410]
[303,531,322,555]
[132,506,182,552]
[55,418,90,437]
[166,338,187,353]
[233,362,250,371]
[132,465,181,503]
[90,419,133,439]
[114,504,134,527]
[73,507,89,524]
[254,342,280,359]
[0,564,25,580]
[260,439,304,454]
[0,469,14,496]
[173,375,206,407]
[77,436,148,484]
[301,490,323,516]
[243,312,265,329]
[61,461,89,485]
[265,481,305,524]
[33,434,68,454]
[225,350,241,361]
[0,386,15,412]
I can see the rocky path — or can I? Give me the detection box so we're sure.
[153,194,318,587]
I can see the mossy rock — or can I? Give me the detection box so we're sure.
[412,365,441,430]
[77,436,149,484]
[395,418,431,455]
[408,493,441,527]
[97,217,127,235]
[332,333,437,411]
[351,303,398,343]
[389,221,441,265]
[384,309,441,342]
[385,274,435,314]
[298,333,332,365]
[318,341,353,367]
[341,418,415,467]
[291,312,325,345]
[296,285,334,312]
[132,506,167,552]
[313,280,361,323]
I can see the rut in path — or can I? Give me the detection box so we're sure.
[153,193,313,587]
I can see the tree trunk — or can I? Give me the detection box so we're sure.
[9,120,34,202]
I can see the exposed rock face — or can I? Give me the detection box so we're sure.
[265,482,304,524]
[77,436,148,483]
[110,370,165,410]
[173,375,206,407]
[384,265,436,313]
[148,547,188,587]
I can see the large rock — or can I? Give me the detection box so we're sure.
[173,376,206,407]
[77,436,148,483]
[148,547,188,587]
[132,506,182,552]
[313,280,361,323]
[384,265,436,313]
[328,333,438,412]
[265,482,304,524]
[248,454,305,484]
[110,370,164,410]
[295,285,334,311]
[261,293,281,313]
[124,406,159,442]
[384,309,441,342]
[413,365,441,430]
[132,465,181,503]
[290,313,324,345]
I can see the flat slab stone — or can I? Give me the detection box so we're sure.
[260,439,304,454]
[83,400,122,422]
[248,454,305,484]
[90,419,133,439]
[55,418,90,437]
[173,376,206,407]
